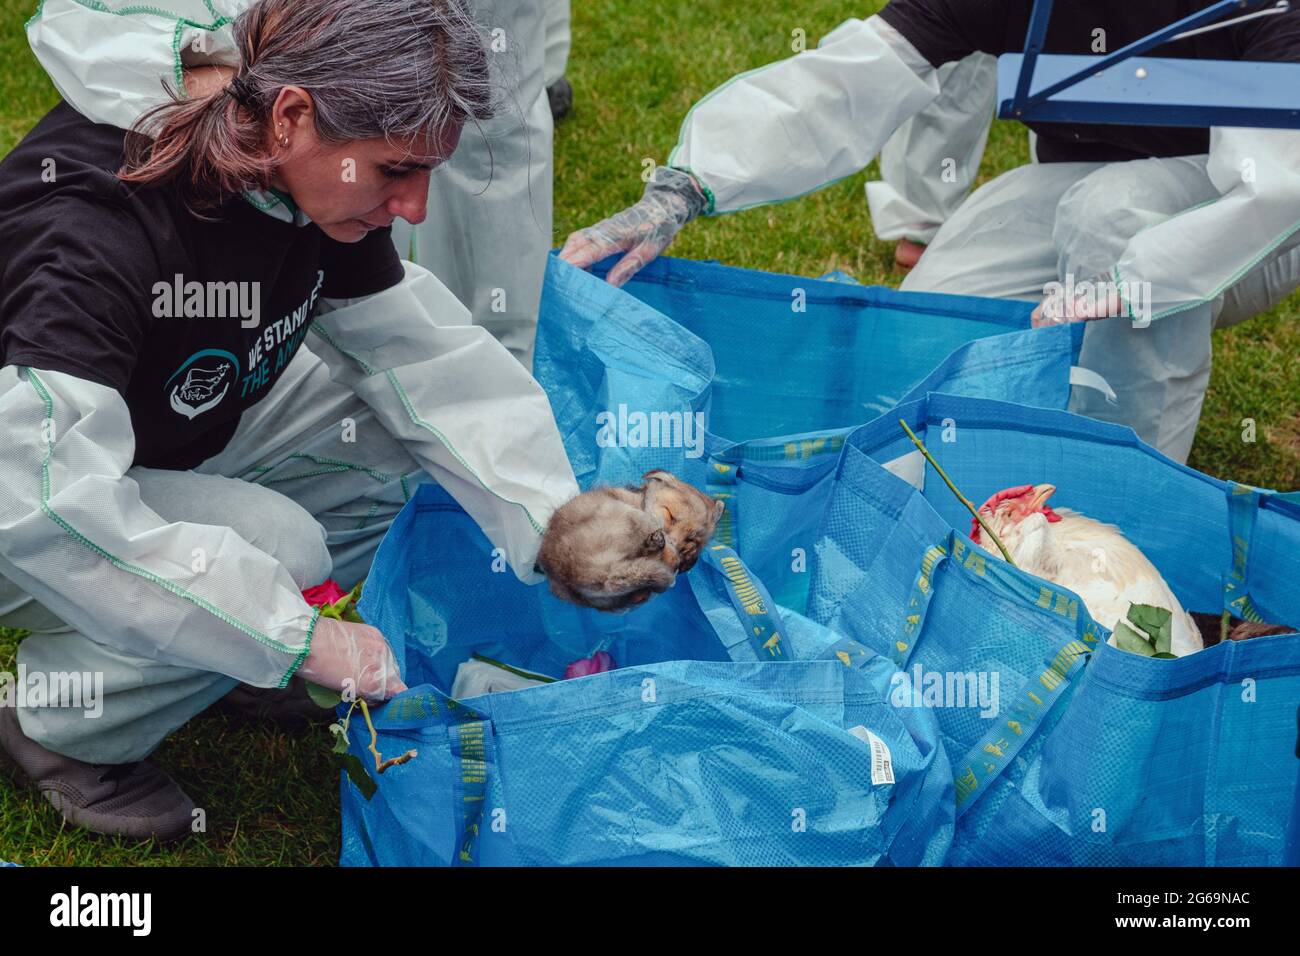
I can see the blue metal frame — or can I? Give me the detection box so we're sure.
[998,0,1300,128]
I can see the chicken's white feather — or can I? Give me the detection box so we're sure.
[980,505,1202,656]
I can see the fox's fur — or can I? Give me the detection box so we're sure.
[538,470,725,613]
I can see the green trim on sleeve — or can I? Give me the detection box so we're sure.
[170,19,186,94]
[28,0,231,33]
[665,48,873,217]
[26,0,235,111]
[355,501,383,531]
[22,367,314,672]
[282,605,322,688]
[1114,195,1300,323]
[243,452,401,488]
[305,321,378,376]
[668,164,717,216]
[380,366,547,535]
[664,52,801,215]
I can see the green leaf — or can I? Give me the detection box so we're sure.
[323,581,366,624]
[1125,603,1166,633]
[345,580,365,614]
[1127,604,1173,654]
[333,752,377,800]
[328,722,350,755]
[305,680,343,709]
[1152,652,1178,660]
[470,652,558,683]
[1112,620,1156,657]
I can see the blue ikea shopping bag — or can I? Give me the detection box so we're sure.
[342,254,1299,867]
[344,483,954,866]
[807,392,1300,865]
[534,253,1083,493]
[533,254,1086,614]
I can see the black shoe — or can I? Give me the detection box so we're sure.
[548,76,573,123]
[0,703,195,842]
[214,677,333,729]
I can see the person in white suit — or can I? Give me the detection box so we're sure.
[562,1,1300,465]
[0,0,578,841]
[392,0,572,370]
[869,51,998,270]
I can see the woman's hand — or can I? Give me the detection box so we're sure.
[298,616,407,701]
[1031,274,1124,328]
[559,166,708,287]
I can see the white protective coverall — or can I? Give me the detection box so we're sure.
[868,51,997,245]
[543,0,572,90]
[391,0,570,370]
[668,14,1300,464]
[0,0,579,764]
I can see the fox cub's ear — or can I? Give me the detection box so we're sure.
[712,499,726,520]
[642,469,674,485]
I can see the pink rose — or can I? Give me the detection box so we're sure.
[565,651,615,679]
[302,579,348,607]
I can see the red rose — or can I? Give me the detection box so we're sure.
[302,580,348,607]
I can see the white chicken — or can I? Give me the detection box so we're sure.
[971,484,1203,657]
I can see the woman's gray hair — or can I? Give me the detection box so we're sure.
[120,0,499,209]
[231,0,496,145]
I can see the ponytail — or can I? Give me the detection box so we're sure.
[118,80,276,212]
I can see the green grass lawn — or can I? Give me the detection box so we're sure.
[1,0,1296,866]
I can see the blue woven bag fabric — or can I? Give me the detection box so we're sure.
[531,253,1078,614]
[339,258,1300,868]
[826,392,1300,865]
[339,660,953,867]
[533,253,1075,493]
[956,637,1300,865]
[344,487,954,867]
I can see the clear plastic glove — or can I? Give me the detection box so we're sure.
[1032,273,1126,328]
[559,166,708,287]
[297,616,407,702]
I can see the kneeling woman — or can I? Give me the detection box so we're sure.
[0,0,578,840]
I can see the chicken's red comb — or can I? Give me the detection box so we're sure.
[970,484,1060,543]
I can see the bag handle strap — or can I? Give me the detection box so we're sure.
[447,717,493,866]
[698,543,793,661]
[952,638,1090,817]
[704,435,851,550]
[898,530,1101,817]
[1223,481,1270,625]
[362,688,494,865]
[705,456,739,547]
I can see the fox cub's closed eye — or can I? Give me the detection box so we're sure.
[537,471,724,613]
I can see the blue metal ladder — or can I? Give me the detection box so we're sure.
[997,0,1300,128]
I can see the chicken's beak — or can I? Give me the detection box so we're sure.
[1029,484,1057,511]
